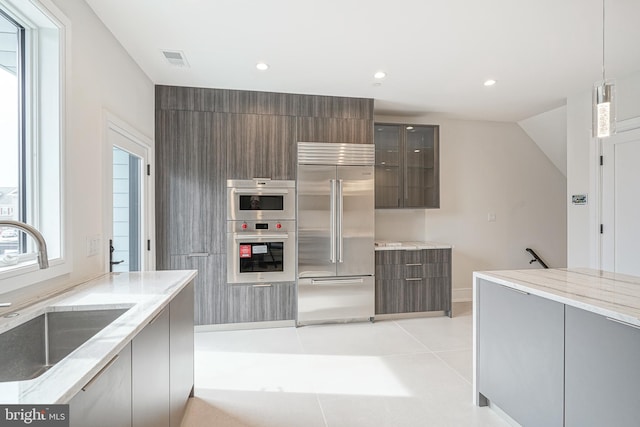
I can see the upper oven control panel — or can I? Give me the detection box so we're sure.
[227,220,295,233]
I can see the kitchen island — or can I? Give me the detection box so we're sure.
[473,268,640,427]
[0,270,196,427]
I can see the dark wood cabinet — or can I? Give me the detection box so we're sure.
[374,124,439,208]
[225,282,296,323]
[375,249,451,316]
[226,113,297,180]
[169,254,225,326]
[156,85,373,325]
[297,117,373,145]
[155,110,226,258]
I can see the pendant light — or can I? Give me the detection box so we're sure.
[593,0,615,138]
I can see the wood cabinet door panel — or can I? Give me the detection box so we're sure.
[156,110,226,257]
[169,254,226,325]
[226,113,296,180]
[297,117,373,145]
[225,282,296,323]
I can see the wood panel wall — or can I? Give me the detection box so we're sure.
[155,86,374,325]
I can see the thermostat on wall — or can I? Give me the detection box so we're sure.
[572,194,587,205]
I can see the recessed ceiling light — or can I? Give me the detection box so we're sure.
[484,79,497,86]
[374,71,386,79]
[256,62,269,71]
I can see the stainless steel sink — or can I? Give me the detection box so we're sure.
[0,308,128,382]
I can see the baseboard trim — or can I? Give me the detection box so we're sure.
[375,311,447,321]
[195,319,295,332]
[453,287,472,302]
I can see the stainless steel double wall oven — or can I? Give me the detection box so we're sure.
[227,179,296,284]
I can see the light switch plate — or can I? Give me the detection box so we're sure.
[488,213,496,222]
[86,235,101,257]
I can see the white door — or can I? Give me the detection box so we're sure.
[601,127,640,276]
[105,115,154,272]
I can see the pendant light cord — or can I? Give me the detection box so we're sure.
[602,0,606,81]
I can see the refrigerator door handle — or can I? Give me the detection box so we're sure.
[337,179,344,263]
[311,278,364,285]
[329,179,336,263]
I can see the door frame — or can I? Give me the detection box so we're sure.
[102,110,155,272]
[595,116,640,271]
[599,122,640,272]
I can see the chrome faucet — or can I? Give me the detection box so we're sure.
[0,220,49,269]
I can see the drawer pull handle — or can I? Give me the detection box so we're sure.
[148,309,165,325]
[405,263,423,266]
[497,284,530,295]
[82,354,119,391]
[605,317,640,330]
[405,278,422,281]
[188,252,209,257]
[253,284,273,288]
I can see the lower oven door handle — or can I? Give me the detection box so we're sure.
[232,188,290,195]
[234,234,289,240]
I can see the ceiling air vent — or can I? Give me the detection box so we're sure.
[162,50,189,68]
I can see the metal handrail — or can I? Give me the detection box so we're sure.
[526,248,548,269]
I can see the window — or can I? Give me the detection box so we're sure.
[0,0,67,289]
[0,10,24,259]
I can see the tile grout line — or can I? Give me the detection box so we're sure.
[430,349,473,385]
[315,393,330,427]
[295,326,329,427]
[392,320,434,353]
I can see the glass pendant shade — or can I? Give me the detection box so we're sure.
[593,79,616,138]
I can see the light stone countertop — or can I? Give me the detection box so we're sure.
[0,270,197,404]
[474,268,640,327]
[374,241,452,250]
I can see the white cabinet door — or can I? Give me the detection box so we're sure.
[69,343,132,427]
[565,306,640,427]
[169,282,194,427]
[132,308,170,427]
[477,279,564,427]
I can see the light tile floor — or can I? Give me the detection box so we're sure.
[181,302,509,427]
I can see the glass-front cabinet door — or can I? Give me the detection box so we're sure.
[374,124,439,209]
[374,125,402,208]
[405,125,438,208]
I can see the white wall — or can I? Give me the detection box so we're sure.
[0,0,154,302]
[518,105,567,176]
[566,70,640,268]
[375,115,567,301]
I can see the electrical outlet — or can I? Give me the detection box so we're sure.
[86,235,101,257]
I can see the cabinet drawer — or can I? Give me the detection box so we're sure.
[375,277,449,314]
[375,262,449,279]
[226,282,296,323]
[375,249,451,265]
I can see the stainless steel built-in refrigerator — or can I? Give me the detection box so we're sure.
[297,142,375,324]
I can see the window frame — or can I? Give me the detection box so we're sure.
[0,0,70,293]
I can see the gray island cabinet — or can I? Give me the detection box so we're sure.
[473,268,640,427]
[69,279,194,427]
